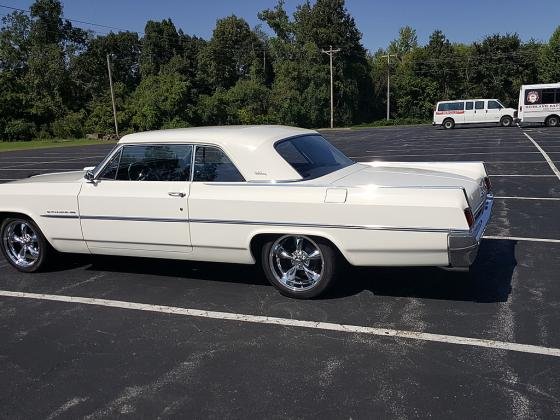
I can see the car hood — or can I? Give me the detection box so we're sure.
[331,163,483,208]
[10,171,86,184]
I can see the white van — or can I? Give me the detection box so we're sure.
[433,99,516,129]
[517,83,560,127]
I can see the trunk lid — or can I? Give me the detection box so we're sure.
[331,163,484,210]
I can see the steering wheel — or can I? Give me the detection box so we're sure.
[127,163,160,181]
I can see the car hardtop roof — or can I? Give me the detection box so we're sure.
[118,125,317,148]
[437,99,500,103]
[118,125,319,182]
[521,82,560,89]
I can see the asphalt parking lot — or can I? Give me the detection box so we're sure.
[1,125,560,418]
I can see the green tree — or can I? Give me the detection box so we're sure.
[260,0,373,127]
[541,26,560,83]
[198,15,261,91]
[127,73,192,130]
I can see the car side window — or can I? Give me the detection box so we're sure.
[98,149,122,180]
[465,101,474,110]
[475,101,485,110]
[109,144,193,181]
[542,89,556,105]
[193,146,244,182]
[487,100,502,109]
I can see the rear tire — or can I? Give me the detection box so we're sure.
[545,115,559,127]
[443,118,455,129]
[500,115,513,127]
[261,235,338,299]
[0,217,49,272]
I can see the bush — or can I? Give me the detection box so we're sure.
[3,119,36,141]
[353,117,430,128]
[52,111,86,138]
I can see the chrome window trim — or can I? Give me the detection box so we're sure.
[192,143,246,183]
[92,143,195,182]
[272,134,355,180]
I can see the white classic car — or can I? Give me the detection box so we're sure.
[0,126,493,298]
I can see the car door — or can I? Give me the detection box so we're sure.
[473,100,486,122]
[464,101,475,123]
[187,145,248,256]
[78,143,193,255]
[486,100,502,122]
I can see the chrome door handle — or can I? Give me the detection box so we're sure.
[168,192,186,198]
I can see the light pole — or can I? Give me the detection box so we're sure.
[321,45,341,129]
[106,54,119,138]
[381,53,397,121]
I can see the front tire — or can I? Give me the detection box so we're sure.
[261,235,338,299]
[545,115,559,127]
[500,116,513,127]
[0,217,49,272]
[443,118,455,129]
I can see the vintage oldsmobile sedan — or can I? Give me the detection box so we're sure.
[0,126,493,298]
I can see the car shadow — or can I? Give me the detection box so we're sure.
[326,239,516,303]
[56,239,516,304]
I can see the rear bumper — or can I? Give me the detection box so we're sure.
[447,194,494,267]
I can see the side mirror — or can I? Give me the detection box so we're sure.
[84,170,95,182]
[83,166,95,171]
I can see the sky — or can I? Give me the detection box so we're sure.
[6,0,560,52]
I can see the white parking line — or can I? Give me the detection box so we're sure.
[350,152,544,159]
[1,290,559,358]
[489,174,556,177]
[484,235,560,244]
[493,196,560,201]
[523,132,560,180]
[1,156,101,169]
[0,168,79,171]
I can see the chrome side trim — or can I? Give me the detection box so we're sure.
[41,214,79,219]
[53,238,188,247]
[189,218,467,234]
[42,214,188,223]
[41,214,468,234]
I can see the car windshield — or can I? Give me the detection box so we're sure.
[275,135,354,180]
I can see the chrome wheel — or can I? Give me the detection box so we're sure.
[269,235,324,292]
[2,220,41,268]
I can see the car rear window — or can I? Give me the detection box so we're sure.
[275,135,354,180]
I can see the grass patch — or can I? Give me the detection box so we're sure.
[352,118,431,129]
[0,138,116,153]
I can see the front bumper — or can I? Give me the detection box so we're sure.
[447,194,494,268]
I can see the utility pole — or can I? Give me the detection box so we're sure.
[106,54,119,138]
[321,45,341,129]
[381,53,397,121]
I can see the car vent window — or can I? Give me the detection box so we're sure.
[193,146,244,182]
[98,149,122,180]
[112,144,193,181]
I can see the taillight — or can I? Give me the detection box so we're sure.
[464,208,475,228]
[483,176,491,191]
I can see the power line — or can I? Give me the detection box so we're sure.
[0,4,132,33]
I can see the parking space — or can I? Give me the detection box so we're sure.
[1,126,560,418]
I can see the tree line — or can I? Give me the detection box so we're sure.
[0,0,559,140]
